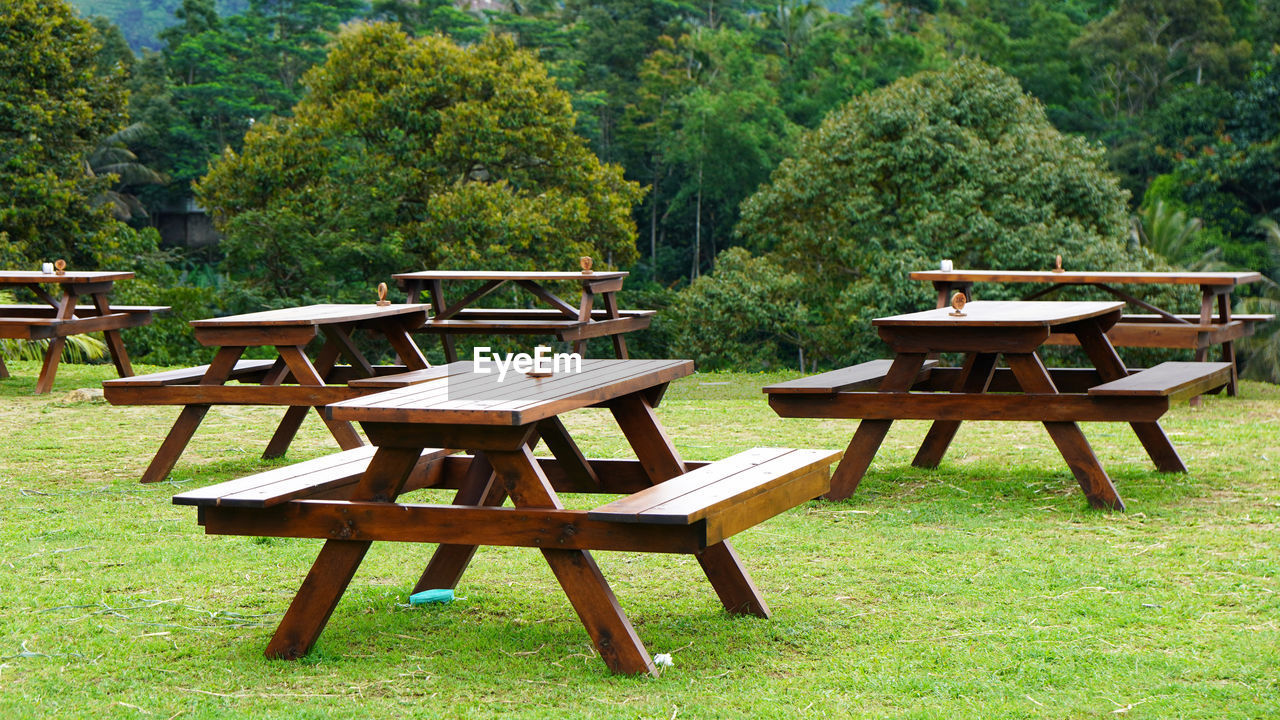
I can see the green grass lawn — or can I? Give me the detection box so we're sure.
[0,359,1277,719]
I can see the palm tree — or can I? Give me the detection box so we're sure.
[86,122,166,221]
[1236,219,1280,383]
[1129,200,1226,270]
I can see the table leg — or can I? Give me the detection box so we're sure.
[414,426,547,591]
[609,393,769,618]
[140,346,245,483]
[486,446,656,676]
[824,353,929,500]
[277,345,363,452]
[912,352,998,469]
[603,292,629,358]
[0,353,8,379]
[262,341,343,458]
[1215,290,1239,396]
[35,338,66,394]
[89,291,133,378]
[412,452,502,592]
[1005,353,1124,510]
[266,447,424,659]
[428,280,458,363]
[34,291,78,394]
[1074,323,1186,473]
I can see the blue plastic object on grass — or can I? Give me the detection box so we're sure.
[409,588,455,605]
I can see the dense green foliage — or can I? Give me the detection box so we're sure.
[0,0,127,267]
[728,60,1154,367]
[15,1,1280,376]
[197,26,643,303]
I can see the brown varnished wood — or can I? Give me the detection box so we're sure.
[1005,352,1124,510]
[264,341,348,459]
[201,500,705,554]
[608,392,771,619]
[172,446,452,508]
[395,269,645,359]
[910,269,1263,286]
[102,359,276,388]
[265,446,424,660]
[588,448,838,525]
[762,359,938,394]
[0,273,160,392]
[486,446,657,676]
[1073,322,1191,472]
[419,454,710,495]
[1086,362,1232,399]
[413,452,502,592]
[824,353,928,500]
[139,346,246,483]
[276,345,363,451]
[327,359,694,426]
[536,416,600,489]
[768,391,1172,423]
[912,352,998,469]
[396,270,630,282]
[113,304,434,480]
[0,270,135,283]
[90,291,132,377]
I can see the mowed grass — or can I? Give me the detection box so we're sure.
[0,359,1277,719]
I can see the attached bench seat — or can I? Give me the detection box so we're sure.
[1046,313,1274,350]
[173,445,452,509]
[763,359,938,394]
[421,309,654,341]
[104,358,278,387]
[0,304,169,339]
[1088,361,1233,404]
[0,303,170,317]
[589,447,839,544]
[181,446,840,552]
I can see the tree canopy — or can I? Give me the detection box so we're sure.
[197,25,644,303]
[733,59,1152,365]
[0,0,129,267]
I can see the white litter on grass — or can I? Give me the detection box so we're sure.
[653,653,674,667]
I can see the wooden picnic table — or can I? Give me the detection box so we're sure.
[172,358,839,675]
[765,300,1233,511]
[394,268,654,361]
[0,270,167,393]
[910,269,1270,395]
[103,303,432,483]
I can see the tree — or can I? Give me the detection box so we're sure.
[197,25,644,303]
[734,59,1153,366]
[0,0,128,268]
[1072,0,1251,118]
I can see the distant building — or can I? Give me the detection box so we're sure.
[153,198,220,249]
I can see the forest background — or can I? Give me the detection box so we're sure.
[5,0,1280,377]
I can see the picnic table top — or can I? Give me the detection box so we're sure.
[0,270,134,283]
[909,269,1263,286]
[327,358,692,426]
[873,300,1124,328]
[394,270,628,282]
[188,303,430,328]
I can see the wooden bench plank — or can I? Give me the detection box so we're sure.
[448,308,656,320]
[588,447,839,525]
[173,446,452,508]
[1087,361,1233,400]
[1118,313,1274,324]
[103,359,277,387]
[763,359,938,394]
[0,304,169,316]
[348,365,459,388]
